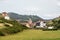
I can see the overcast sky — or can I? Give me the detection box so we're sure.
[0,0,60,19]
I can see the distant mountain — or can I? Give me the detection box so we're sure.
[8,12,44,22]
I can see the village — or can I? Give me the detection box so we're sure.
[0,12,57,30]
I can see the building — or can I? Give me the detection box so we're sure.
[2,12,10,20]
[20,18,34,28]
[36,20,46,28]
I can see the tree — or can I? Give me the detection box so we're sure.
[52,18,60,29]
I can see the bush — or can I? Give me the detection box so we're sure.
[0,25,25,36]
[0,31,5,36]
[0,19,28,36]
[4,24,10,27]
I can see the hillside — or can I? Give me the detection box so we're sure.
[46,16,60,29]
[8,12,44,22]
[0,17,28,36]
[53,16,60,20]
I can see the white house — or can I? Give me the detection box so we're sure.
[4,16,10,20]
[36,21,46,28]
[40,21,46,27]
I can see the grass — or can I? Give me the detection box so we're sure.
[0,29,60,40]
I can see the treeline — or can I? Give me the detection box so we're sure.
[47,17,60,29]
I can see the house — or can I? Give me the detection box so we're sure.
[36,20,46,28]
[2,12,10,20]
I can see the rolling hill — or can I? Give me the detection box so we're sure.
[8,12,44,22]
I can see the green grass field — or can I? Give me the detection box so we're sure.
[0,29,60,40]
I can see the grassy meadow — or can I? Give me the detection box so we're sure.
[0,29,60,40]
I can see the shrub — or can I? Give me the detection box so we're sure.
[0,19,28,36]
[0,30,5,36]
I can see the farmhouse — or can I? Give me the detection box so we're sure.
[2,12,10,20]
[35,20,46,28]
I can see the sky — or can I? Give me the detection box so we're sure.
[0,0,60,19]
